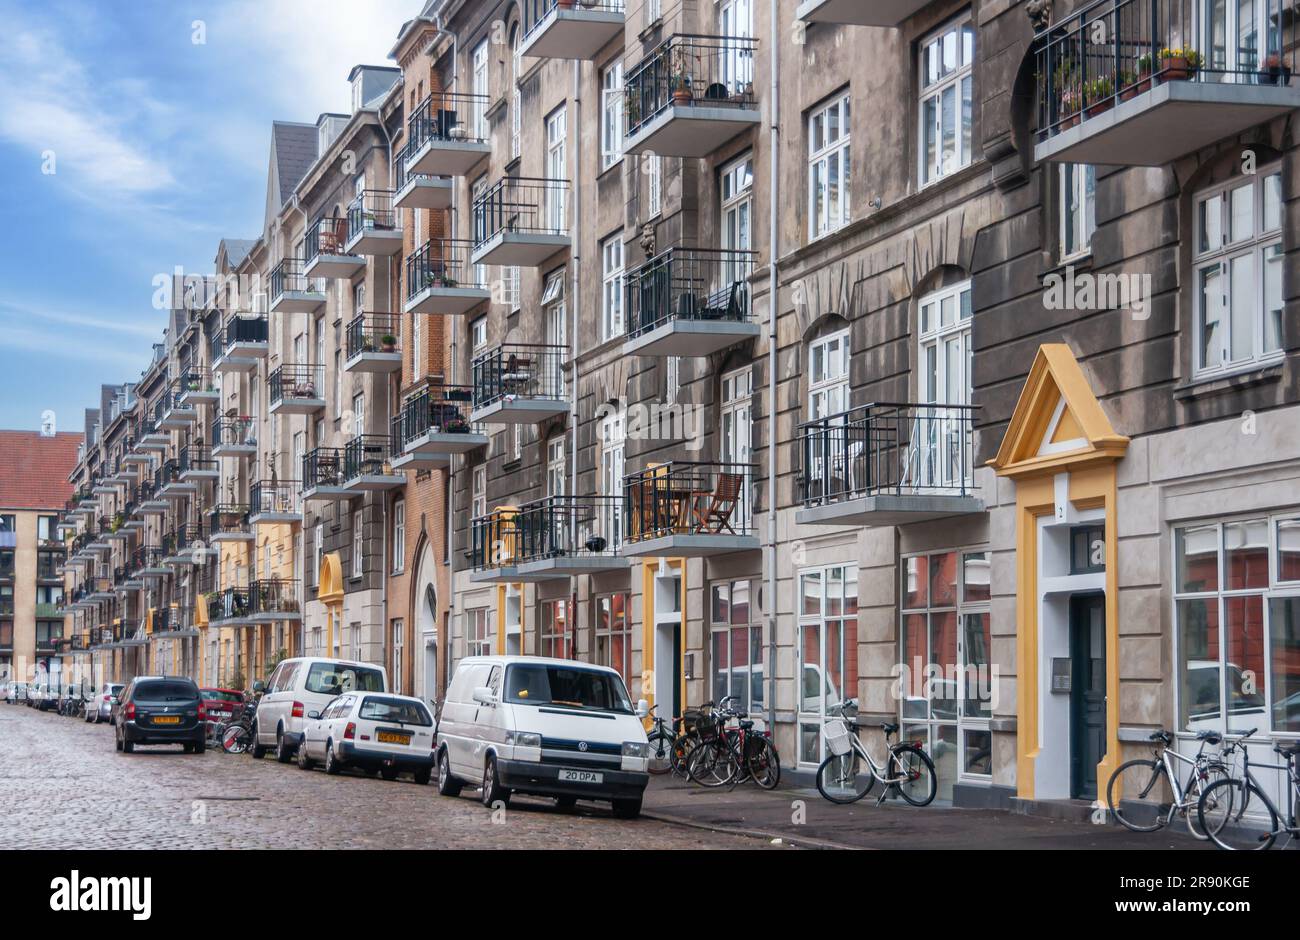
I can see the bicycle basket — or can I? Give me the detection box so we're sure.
[694,712,720,743]
[824,718,854,756]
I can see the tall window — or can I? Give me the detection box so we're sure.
[412,310,423,379]
[808,93,851,239]
[919,15,974,186]
[351,391,365,436]
[719,0,754,91]
[546,107,567,230]
[391,618,404,695]
[601,235,624,341]
[313,523,323,587]
[1193,166,1283,376]
[710,579,764,715]
[797,565,859,766]
[720,367,752,527]
[600,408,625,548]
[351,510,363,578]
[547,436,566,497]
[721,154,753,285]
[539,599,571,659]
[544,271,567,392]
[808,328,850,421]
[392,498,405,574]
[471,176,489,292]
[472,466,486,520]
[510,26,522,160]
[1060,164,1096,260]
[647,155,662,218]
[601,63,624,170]
[467,607,493,658]
[471,40,489,139]
[502,266,521,312]
[470,316,488,352]
[917,281,973,489]
[596,592,632,687]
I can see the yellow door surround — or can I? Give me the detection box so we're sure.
[319,552,344,656]
[989,344,1129,803]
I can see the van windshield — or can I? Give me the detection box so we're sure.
[503,664,633,714]
[304,662,385,696]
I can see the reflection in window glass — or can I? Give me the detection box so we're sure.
[1269,596,1300,733]
[1224,519,1269,590]
[1176,524,1219,594]
[1278,519,1300,582]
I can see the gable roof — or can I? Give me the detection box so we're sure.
[220,238,256,270]
[0,431,83,510]
[269,121,318,209]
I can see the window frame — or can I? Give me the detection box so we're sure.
[600,61,624,171]
[1058,163,1096,262]
[917,13,975,187]
[808,92,852,240]
[601,234,624,341]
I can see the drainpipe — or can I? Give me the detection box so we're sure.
[765,0,779,737]
[569,59,581,538]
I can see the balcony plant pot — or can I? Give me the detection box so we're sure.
[673,80,694,106]
[381,334,398,353]
[1159,49,1201,82]
[1258,54,1291,86]
[1057,89,1082,130]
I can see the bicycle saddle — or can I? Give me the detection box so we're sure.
[1274,742,1300,757]
[880,721,899,735]
[1149,730,1173,744]
[1196,730,1222,744]
[739,720,754,730]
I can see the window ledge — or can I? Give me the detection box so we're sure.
[1041,251,1093,279]
[1173,361,1284,402]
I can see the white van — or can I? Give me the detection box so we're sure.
[253,657,388,762]
[436,656,651,818]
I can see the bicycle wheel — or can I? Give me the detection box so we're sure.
[687,740,738,788]
[671,734,696,778]
[645,731,675,776]
[889,744,937,806]
[746,738,781,790]
[221,725,248,755]
[816,749,876,804]
[1198,778,1278,851]
[1185,763,1234,840]
[1105,759,1170,833]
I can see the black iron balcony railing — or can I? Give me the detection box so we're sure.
[209,504,251,538]
[407,90,491,149]
[302,448,346,491]
[211,314,269,362]
[343,435,396,481]
[346,313,401,360]
[799,403,979,507]
[626,34,759,136]
[1036,0,1297,142]
[250,578,301,619]
[154,606,191,634]
[471,343,567,411]
[391,384,477,450]
[625,246,756,340]
[406,238,487,298]
[269,364,325,407]
[470,511,521,571]
[162,523,207,559]
[0,597,14,618]
[251,480,300,517]
[514,495,627,563]
[131,546,166,573]
[270,258,312,300]
[525,0,626,39]
[624,461,757,542]
[0,555,14,580]
[472,177,570,248]
[36,553,61,580]
[113,564,131,586]
[135,479,161,505]
[206,586,251,624]
[347,190,398,240]
[212,416,257,449]
[178,445,216,476]
[155,459,182,490]
[306,216,352,262]
[178,368,215,396]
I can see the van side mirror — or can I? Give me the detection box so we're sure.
[635,699,650,719]
[472,686,497,707]
[307,710,321,720]
[252,680,267,694]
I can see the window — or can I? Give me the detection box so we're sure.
[412,310,423,379]
[546,107,567,231]
[333,349,342,417]
[710,580,764,715]
[390,619,404,695]
[470,316,488,352]
[1193,166,1283,376]
[540,598,572,658]
[510,27,522,159]
[547,436,566,497]
[1060,164,1096,260]
[351,510,363,578]
[351,391,365,436]
[720,367,752,526]
[647,155,662,219]
[600,409,625,548]
[472,466,487,521]
[719,0,754,91]
[471,40,489,139]
[502,266,521,312]
[392,498,405,574]
[313,523,323,587]
[808,328,850,421]
[900,550,991,798]
[917,281,973,489]
[665,356,679,405]
[595,592,632,688]
[808,93,851,239]
[919,15,974,186]
[544,272,567,394]
[471,176,489,293]
[797,565,858,766]
[1175,516,1300,736]
[601,235,624,341]
[721,154,753,288]
[646,0,661,24]
[353,282,365,318]
[601,62,624,170]
[467,607,493,658]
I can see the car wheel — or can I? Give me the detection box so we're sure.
[414,766,432,786]
[249,721,267,759]
[481,755,510,808]
[437,750,463,797]
[380,765,400,781]
[297,738,315,771]
[275,729,294,763]
[194,738,206,755]
[183,743,194,754]
[122,737,134,754]
[115,729,122,752]
[324,741,341,775]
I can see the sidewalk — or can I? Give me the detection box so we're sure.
[641,777,1215,850]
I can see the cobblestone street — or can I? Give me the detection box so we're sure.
[0,706,775,850]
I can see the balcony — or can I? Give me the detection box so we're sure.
[625,35,761,157]
[343,435,405,491]
[162,524,207,564]
[469,509,521,583]
[471,343,569,424]
[796,0,929,26]
[345,313,402,374]
[796,403,984,526]
[250,480,301,524]
[404,91,492,177]
[393,146,453,210]
[511,495,629,580]
[269,258,326,313]
[268,364,326,415]
[178,445,218,482]
[623,247,757,357]
[139,409,170,450]
[121,448,151,466]
[159,383,198,429]
[248,579,302,623]
[154,607,199,638]
[206,586,253,627]
[622,461,760,557]
[157,459,195,499]
[132,546,169,578]
[344,190,402,256]
[177,368,219,407]
[404,239,491,315]
[208,504,254,543]
[211,416,257,457]
[391,383,487,470]
[519,0,625,61]
[137,480,169,516]
[1034,0,1300,166]
[211,314,269,374]
[470,177,572,266]
[302,448,350,501]
[304,215,363,279]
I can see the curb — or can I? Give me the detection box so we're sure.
[641,809,865,850]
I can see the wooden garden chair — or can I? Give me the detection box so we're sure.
[689,472,743,534]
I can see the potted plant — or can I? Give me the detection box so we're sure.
[1058,87,1082,129]
[381,333,398,353]
[672,48,695,105]
[1259,52,1291,86]
[1085,75,1115,117]
[1159,47,1202,81]
[446,416,470,434]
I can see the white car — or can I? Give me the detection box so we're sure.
[253,657,388,762]
[435,656,651,819]
[86,683,125,723]
[297,692,436,783]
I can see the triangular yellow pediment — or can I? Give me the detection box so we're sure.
[988,344,1129,478]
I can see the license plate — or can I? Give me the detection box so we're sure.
[559,769,603,784]
[152,715,181,725]
[377,731,411,745]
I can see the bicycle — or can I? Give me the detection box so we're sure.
[814,699,937,806]
[1106,729,1239,839]
[644,703,692,777]
[1197,735,1300,851]
[685,696,780,790]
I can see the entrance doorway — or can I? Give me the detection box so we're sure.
[1069,593,1106,800]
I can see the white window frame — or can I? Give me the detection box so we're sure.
[351,510,363,579]
[392,498,405,575]
[601,235,624,342]
[599,409,625,549]
[918,14,974,187]
[916,281,973,492]
[807,327,850,422]
[601,62,624,171]
[546,107,567,231]
[808,94,851,240]
[796,564,859,767]
[1059,163,1096,261]
[722,153,753,285]
[647,155,662,219]
[470,316,488,352]
[547,436,566,498]
[472,466,487,521]
[471,40,489,140]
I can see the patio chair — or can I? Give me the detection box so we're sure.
[690,472,744,535]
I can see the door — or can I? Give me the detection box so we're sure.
[1069,594,1107,800]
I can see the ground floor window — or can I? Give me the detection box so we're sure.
[595,592,632,688]
[390,618,404,694]
[539,598,572,659]
[467,608,493,659]
[710,579,763,715]
[797,564,858,766]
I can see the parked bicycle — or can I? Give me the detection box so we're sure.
[644,703,692,777]
[220,694,260,754]
[1106,728,1238,839]
[1197,734,1300,851]
[814,699,937,806]
[684,696,780,790]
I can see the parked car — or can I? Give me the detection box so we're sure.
[86,683,125,723]
[114,676,207,754]
[297,692,435,782]
[4,682,30,705]
[200,687,244,725]
[435,656,650,819]
[254,657,388,762]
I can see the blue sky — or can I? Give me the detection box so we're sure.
[0,0,414,431]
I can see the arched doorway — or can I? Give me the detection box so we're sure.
[412,542,439,703]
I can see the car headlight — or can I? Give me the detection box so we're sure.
[622,741,649,759]
[506,731,542,749]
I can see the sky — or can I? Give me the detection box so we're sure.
[0,0,416,432]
